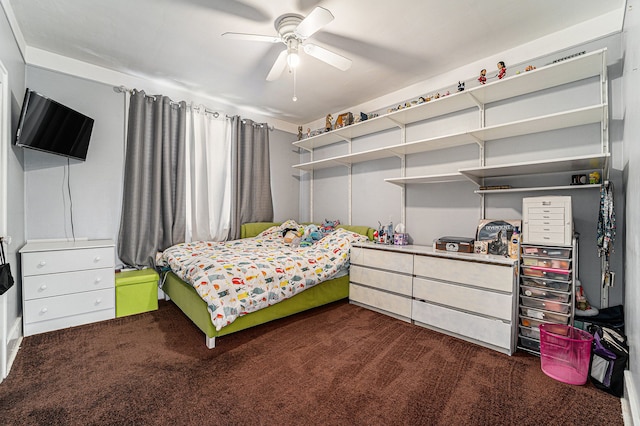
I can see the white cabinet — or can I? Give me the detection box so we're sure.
[349,246,413,322]
[20,240,115,336]
[349,244,518,354]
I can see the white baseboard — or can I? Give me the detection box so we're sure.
[1,315,21,382]
[624,370,640,426]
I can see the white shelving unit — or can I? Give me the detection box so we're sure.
[292,48,609,196]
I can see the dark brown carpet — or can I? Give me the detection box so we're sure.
[0,300,622,426]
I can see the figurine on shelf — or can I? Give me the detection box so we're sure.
[525,65,536,72]
[306,128,311,138]
[478,68,487,85]
[457,81,465,91]
[325,114,333,132]
[297,126,303,141]
[497,61,507,79]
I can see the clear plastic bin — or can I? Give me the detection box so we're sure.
[521,277,571,292]
[522,257,571,270]
[521,266,572,281]
[521,246,571,259]
[520,316,550,329]
[519,325,541,340]
[521,285,571,303]
[539,323,594,385]
[521,295,571,313]
[519,335,540,352]
[520,307,570,324]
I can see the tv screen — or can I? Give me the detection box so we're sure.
[15,89,94,161]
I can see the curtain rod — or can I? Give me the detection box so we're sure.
[113,85,274,130]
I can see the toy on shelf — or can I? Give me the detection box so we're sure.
[374,221,394,245]
[325,114,333,132]
[497,61,507,79]
[306,128,311,138]
[457,81,465,91]
[478,68,487,85]
[297,126,303,141]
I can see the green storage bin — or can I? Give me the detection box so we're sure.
[115,269,159,317]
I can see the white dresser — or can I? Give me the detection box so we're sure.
[349,243,518,354]
[20,239,116,336]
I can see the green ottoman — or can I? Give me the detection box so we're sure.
[115,269,159,317]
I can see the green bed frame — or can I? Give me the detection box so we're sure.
[162,222,374,348]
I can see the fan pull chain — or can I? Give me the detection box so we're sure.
[292,68,298,102]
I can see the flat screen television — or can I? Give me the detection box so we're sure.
[15,89,94,161]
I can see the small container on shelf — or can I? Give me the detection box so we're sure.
[519,335,541,352]
[521,265,572,281]
[521,277,571,292]
[521,246,571,259]
[522,257,571,270]
[520,316,549,329]
[520,285,571,303]
[520,307,571,324]
[519,325,541,340]
[521,295,571,313]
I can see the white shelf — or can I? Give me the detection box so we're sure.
[475,184,602,194]
[385,173,468,186]
[458,153,610,184]
[294,104,606,171]
[292,49,606,152]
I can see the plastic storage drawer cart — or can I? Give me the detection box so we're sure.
[115,269,159,317]
[539,323,593,385]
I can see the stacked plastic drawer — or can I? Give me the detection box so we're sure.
[518,244,573,354]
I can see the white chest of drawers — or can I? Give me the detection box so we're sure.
[20,239,116,336]
[349,243,518,354]
[522,196,572,246]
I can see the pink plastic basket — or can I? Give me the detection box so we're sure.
[539,323,593,385]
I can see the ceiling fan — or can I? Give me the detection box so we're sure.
[222,6,352,81]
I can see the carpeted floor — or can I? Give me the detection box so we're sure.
[0,300,623,425]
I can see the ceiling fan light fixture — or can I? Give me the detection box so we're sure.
[286,38,300,68]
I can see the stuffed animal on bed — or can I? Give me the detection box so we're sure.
[300,224,323,247]
[282,227,303,246]
[320,219,340,236]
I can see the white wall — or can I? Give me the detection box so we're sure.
[622,0,640,419]
[0,2,26,381]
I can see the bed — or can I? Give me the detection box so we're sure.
[160,221,374,348]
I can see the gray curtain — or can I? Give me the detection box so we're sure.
[118,91,187,267]
[229,116,274,239]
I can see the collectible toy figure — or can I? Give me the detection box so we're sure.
[497,61,507,79]
[478,68,487,84]
[325,114,333,132]
[457,81,465,91]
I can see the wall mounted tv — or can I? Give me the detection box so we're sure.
[15,89,94,161]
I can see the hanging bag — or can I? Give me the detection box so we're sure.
[588,324,628,397]
[0,238,14,295]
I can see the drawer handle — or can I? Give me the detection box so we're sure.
[94,256,102,263]
[95,298,102,305]
[38,261,47,267]
[94,277,102,284]
[39,284,48,291]
[40,307,48,314]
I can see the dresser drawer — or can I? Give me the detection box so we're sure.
[349,283,411,319]
[22,247,114,276]
[413,255,514,293]
[350,247,412,274]
[526,232,567,245]
[350,265,412,296]
[23,268,114,300]
[413,277,512,321]
[24,288,114,325]
[528,212,565,221]
[528,207,566,216]
[412,300,512,351]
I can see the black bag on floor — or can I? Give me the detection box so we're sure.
[588,324,628,397]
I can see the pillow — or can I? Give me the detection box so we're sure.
[256,220,301,238]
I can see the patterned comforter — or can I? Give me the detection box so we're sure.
[161,221,368,331]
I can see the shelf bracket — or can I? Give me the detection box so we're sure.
[385,117,406,131]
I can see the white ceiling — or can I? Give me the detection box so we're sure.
[7,0,626,126]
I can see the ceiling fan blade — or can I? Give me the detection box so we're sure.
[221,32,281,43]
[303,43,352,71]
[294,6,334,39]
[266,50,289,81]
